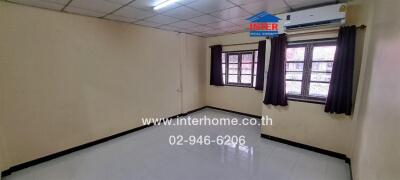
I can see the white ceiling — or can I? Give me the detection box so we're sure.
[7,0,341,37]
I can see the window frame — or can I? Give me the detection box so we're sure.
[286,38,337,104]
[222,50,258,88]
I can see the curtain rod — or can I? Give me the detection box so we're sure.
[208,25,366,48]
[208,41,259,48]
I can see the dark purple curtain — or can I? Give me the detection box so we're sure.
[255,40,266,91]
[210,45,224,86]
[325,26,357,115]
[263,34,288,106]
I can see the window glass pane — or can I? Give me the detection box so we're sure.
[242,54,253,63]
[253,75,257,87]
[228,54,239,63]
[222,53,226,63]
[286,47,305,61]
[312,62,333,72]
[309,82,329,97]
[286,63,304,72]
[313,46,336,61]
[241,75,252,84]
[228,64,238,74]
[241,64,252,74]
[311,73,332,82]
[255,51,258,62]
[253,64,257,75]
[286,72,303,80]
[222,64,226,74]
[222,74,226,84]
[286,81,302,95]
[228,75,238,83]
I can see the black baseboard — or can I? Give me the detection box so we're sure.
[205,106,262,119]
[182,106,207,116]
[2,106,352,178]
[2,124,152,176]
[261,134,351,164]
[1,106,206,177]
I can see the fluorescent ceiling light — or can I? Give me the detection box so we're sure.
[153,0,179,10]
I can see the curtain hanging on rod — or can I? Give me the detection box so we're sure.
[209,45,224,86]
[325,26,357,115]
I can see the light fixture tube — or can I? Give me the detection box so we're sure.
[153,0,179,10]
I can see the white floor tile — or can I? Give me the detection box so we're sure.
[4,108,351,180]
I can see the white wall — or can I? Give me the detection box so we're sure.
[0,2,205,170]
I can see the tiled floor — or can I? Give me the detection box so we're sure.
[4,108,351,180]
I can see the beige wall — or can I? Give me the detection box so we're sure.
[351,0,400,179]
[261,3,368,157]
[262,37,365,156]
[0,2,205,170]
[0,130,4,172]
[3,1,400,179]
[206,33,264,116]
[181,35,206,113]
[205,24,361,156]
[262,29,354,156]
[262,102,354,155]
[205,29,356,155]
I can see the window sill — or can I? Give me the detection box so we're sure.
[223,84,255,89]
[287,97,326,105]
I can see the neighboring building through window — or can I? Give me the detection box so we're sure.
[222,50,258,87]
[285,39,337,103]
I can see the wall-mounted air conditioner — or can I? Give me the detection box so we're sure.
[283,3,347,32]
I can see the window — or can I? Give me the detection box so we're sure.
[222,50,258,87]
[285,40,336,103]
